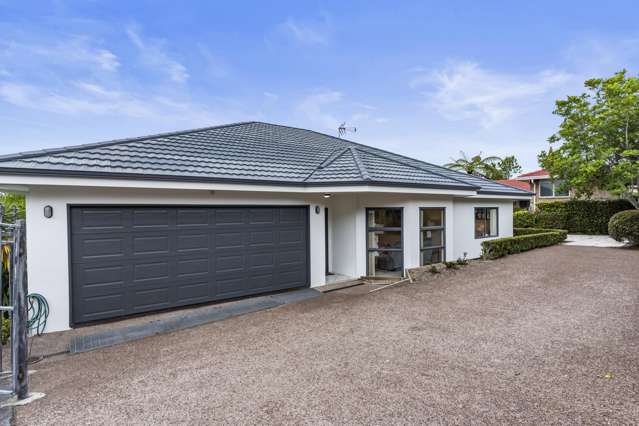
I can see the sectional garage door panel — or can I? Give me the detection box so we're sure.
[70,206,309,325]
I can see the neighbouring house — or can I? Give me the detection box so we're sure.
[0,122,530,333]
[514,168,615,210]
[496,179,533,210]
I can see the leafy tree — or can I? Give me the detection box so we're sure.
[484,156,523,180]
[444,151,501,176]
[539,71,639,208]
[0,192,25,219]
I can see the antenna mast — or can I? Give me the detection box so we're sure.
[338,122,357,138]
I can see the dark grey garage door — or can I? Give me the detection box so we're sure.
[70,206,309,325]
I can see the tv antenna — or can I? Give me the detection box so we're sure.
[338,122,357,138]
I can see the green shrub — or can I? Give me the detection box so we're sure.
[481,230,568,259]
[444,261,459,270]
[537,200,633,234]
[608,210,639,246]
[513,210,534,228]
[537,202,567,213]
[514,227,565,236]
[1,318,9,345]
[534,211,567,229]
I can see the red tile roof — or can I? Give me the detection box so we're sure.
[496,179,532,191]
[517,168,549,178]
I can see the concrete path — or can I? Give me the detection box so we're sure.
[563,234,628,247]
[13,245,639,424]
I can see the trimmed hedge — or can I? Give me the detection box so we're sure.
[608,210,639,246]
[537,200,633,234]
[481,230,568,259]
[514,227,566,236]
[534,211,567,229]
[513,210,534,228]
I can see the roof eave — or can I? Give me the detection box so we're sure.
[477,189,534,196]
[0,167,480,192]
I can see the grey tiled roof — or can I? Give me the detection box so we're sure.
[0,121,530,195]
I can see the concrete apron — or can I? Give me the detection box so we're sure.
[27,288,321,357]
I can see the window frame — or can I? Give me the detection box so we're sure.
[419,207,446,266]
[539,179,569,198]
[474,207,499,239]
[365,207,404,277]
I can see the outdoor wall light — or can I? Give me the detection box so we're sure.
[323,193,332,199]
[315,205,321,214]
[43,205,53,218]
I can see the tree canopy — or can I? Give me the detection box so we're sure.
[539,70,639,208]
[444,152,522,180]
[0,193,25,220]
[484,155,522,180]
[443,152,501,176]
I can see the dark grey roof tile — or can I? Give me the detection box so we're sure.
[0,121,530,195]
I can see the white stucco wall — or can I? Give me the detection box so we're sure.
[327,193,456,277]
[23,185,516,333]
[452,199,514,259]
[328,195,358,277]
[25,187,328,332]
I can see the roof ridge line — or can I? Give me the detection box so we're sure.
[0,121,256,162]
[317,147,350,169]
[250,121,482,190]
[349,147,371,181]
[302,148,349,182]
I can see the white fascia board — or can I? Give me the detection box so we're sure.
[466,193,533,200]
[0,174,478,196]
[0,184,30,193]
[515,175,549,181]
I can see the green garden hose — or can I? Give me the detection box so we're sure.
[26,293,49,336]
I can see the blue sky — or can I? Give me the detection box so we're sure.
[1,1,638,171]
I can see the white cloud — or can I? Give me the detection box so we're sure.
[0,81,152,116]
[263,92,278,102]
[126,26,189,83]
[296,90,388,132]
[0,37,120,72]
[0,80,236,126]
[74,81,121,99]
[411,62,573,129]
[297,90,343,129]
[91,49,120,72]
[563,36,639,75]
[197,44,230,78]
[278,16,331,46]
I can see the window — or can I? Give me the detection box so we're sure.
[553,180,569,196]
[540,179,569,197]
[540,180,554,197]
[475,207,498,239]
[366,208,403,277]
[420,208,445,265]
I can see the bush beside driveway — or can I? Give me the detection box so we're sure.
[14,245,639,425]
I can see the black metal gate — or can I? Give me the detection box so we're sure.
[0,206,28,400]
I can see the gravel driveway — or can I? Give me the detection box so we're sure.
[14,245,639,424]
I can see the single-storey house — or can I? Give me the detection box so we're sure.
[0,122,531,333]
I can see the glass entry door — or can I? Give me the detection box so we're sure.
[366,208,403,277]
[420,208,445,265]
